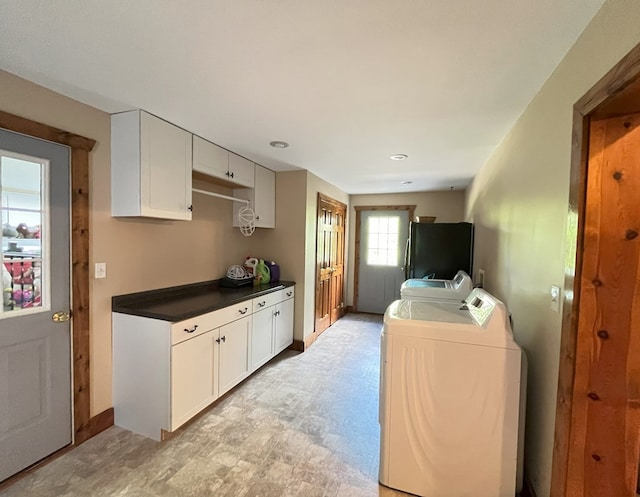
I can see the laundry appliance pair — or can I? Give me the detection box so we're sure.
[379,282,526,497]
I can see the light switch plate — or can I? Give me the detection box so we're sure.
[550,285,560,312]
[95,262,107,279]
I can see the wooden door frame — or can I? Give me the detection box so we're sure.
[353,205,415,312]
[551,43,640,496]
[0,110,107,484]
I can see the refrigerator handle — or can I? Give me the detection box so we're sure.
[402,236,410,280]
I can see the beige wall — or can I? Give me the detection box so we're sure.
[465,1,640,495]
[347,190,465,306]
[0,70,254,416]
[248,170,307,341]
[231,170,349,343]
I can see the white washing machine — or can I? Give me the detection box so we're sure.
[379,288,526,497]
[400,270,472,303]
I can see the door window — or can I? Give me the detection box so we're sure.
[1,151,48,317]
[367,215,400,266]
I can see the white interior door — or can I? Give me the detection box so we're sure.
[0,129,71,481]
[358,210,409,314]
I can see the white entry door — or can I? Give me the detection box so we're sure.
[0,129,72,481]
[358,210,409,314]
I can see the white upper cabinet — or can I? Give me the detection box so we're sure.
[232,164,275,229]
[228,153,255,188]
[192,135,228,179]
[111,110,193,220]
[193,135,254,188]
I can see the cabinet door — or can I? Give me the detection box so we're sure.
[171,330,216,431]
[218,316,251,396]
[251,307,275,372]
[140,111,193,220]
[254,165,275,228]
[228,153,255,188]
[193,135,229,180]
[274,297,294,355]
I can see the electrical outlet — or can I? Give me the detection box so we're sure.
[95,262,107,279]
[477,269,485,288]
[550,285,561,312]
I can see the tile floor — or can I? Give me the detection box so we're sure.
[1,313,410,497]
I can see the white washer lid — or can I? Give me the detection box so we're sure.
[402,279,449,289]
[383,290,520,350]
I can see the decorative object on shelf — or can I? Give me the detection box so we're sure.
[415,216,436,223]
[238,205,256,236]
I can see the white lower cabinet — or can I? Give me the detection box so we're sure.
[171,330,216,431]
[250,287,295,372]
[251,305,275,372]
[218,316,251,396]
[113,286,294,441]
[275,296,295,354]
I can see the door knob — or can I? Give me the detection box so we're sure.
[52,311,70,322]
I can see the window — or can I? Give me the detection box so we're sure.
[1,152,47,315]
[367,215,400,266]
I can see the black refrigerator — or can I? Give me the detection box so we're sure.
[404,222,473,280]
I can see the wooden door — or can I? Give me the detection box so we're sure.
[551,43,640,497]
[561,113,640,497]
[315,194,347,336]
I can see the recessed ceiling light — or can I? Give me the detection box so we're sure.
[390,154,408,160]
[401,180,413,185]
[269,140,289,149]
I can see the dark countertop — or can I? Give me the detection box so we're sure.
[112,279,295,322]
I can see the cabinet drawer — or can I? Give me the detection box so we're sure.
[170,301,253,345]
[283,286,295,300]
[252,290,283,311]
[212,301,253,327]
[171,313,219,345]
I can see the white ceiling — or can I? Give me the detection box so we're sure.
[0,1,605,194]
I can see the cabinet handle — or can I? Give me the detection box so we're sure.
[225,171,230,177]
[230,172,235,178]
[215,337,220,344]
[286,291,292,297]
[257,301,266,308]
[184,324,198,333]
[256,215,260,220]
[188,205,193,212]
[239,307,248,315]
[221,335,226,342]
[274,310,280,317]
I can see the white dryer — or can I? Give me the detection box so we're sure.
[379,288,525,497]
[400,270,472,303]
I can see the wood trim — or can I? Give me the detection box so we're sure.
[354,204,416,213]
[71,147,92,444]
[318,192,347,211]
[0,110,95,151]
[352,204,416,312]
[551,108,590,497]
[551,41,640,497]
[575,42,640,117]
[304,332,317,350]
[292,332,318,352]
[86,408,114,439]
[0,111,94,451]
